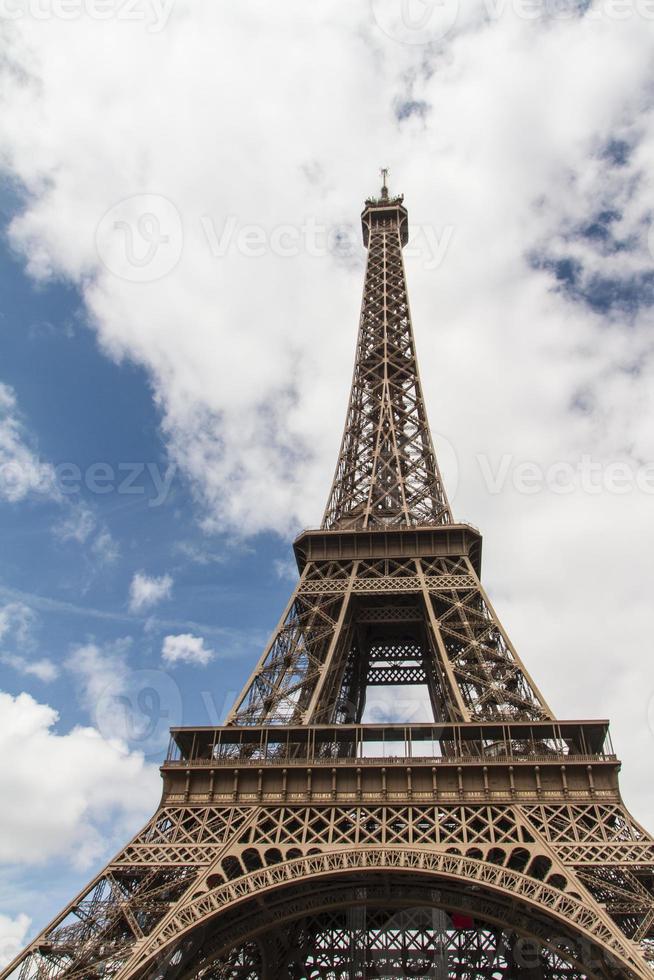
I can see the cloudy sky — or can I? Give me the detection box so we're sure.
[1,0,654,965]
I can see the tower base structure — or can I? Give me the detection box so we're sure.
[5,717,654,978]
[5,528,654,979]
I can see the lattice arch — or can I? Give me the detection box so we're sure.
[115,850,647,979]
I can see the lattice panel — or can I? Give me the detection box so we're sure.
[427,570,551,722]
[357,558,419,579]
[237,804,526,849]
[298,571,477,595]
[367,664,427,685]
[523,804,649,845]
[556,843,654,865]
[366,637,426,687]
[422,555,473,577]
[227,586,346,725]
[357,604,422,623]
[304,560,353,583]
[117,807,254,866]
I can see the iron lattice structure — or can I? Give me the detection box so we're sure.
[4,181,654,980]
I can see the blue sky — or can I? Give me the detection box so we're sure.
[1,0,654,967]
[0,211,296,939]
[0,223,290,702]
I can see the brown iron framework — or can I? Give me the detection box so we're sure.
[4,178,654,979]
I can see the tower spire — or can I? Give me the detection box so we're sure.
[380,165,389,200]
[322,182,452,529]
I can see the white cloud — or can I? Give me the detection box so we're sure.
[0,691,159,868]
[0,912,31,970]
[0,654,58,683]
[128,572,173,612]
[0,0,654,833]
[162,633,214,667]
[0,602,35,647]
[1,5,653,534]
[53,505,96,544]
[65,640,131,718]
[0,391,117,564]
[0,384,58,504]
[64,640,183,758]
[274,558,298,582]
[90,528,119,564]
[174,541,225,566]
[53,506,119,565]
[0,390,117,565]
[0,602,57,682]
[362,686,433,725]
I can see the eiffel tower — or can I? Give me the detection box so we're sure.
[5,176,654,980]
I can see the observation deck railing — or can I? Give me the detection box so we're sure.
[164,720,615,769]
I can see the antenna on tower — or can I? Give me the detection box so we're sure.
[380,167,389,201]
